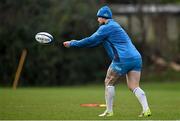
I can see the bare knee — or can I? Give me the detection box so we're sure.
[104,69,119,87]
[105,80,115,87]
[127,84,135,91]
[127,83,139,91]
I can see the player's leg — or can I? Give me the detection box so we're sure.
[126,71,151,117]
[99,68,119,117]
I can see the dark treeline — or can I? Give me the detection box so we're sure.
[0,0,179,86]
[0,0,109,86]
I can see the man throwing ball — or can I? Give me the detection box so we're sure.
[63,6,151,117]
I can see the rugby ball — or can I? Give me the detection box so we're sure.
[35,32,53,44]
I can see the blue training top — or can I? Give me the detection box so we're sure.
[69,19,141,63]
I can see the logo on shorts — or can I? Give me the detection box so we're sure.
[114,66,122,71]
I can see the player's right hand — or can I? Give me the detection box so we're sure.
[63,41,71,48]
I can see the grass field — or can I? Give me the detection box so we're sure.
[0,82,180,120]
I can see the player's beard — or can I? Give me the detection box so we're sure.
[99,22,105,26]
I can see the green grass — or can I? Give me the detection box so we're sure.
[0,82,180,120]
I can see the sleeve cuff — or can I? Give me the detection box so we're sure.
[69,40,77,47]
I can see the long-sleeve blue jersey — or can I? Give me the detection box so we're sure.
[70,19,141,62]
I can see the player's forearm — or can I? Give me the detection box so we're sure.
[69,38,89,48]
[70,36,99,48]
